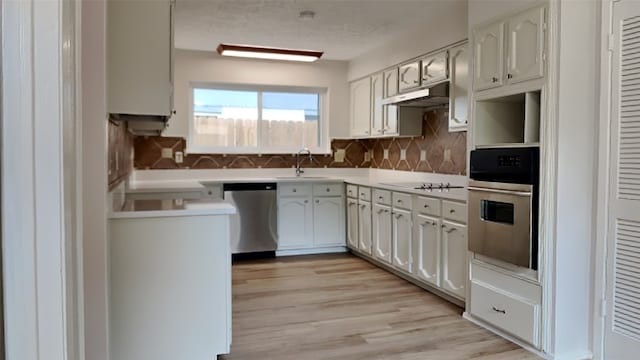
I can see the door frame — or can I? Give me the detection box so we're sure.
[593,1,615,359]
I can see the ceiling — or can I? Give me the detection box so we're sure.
[175,0,467,61]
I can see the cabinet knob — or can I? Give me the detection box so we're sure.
[423,204,429,208]
[379,196,384,199]
[326,188,330,192]
[450,209,455,213]
[315,199,320,204]
[492,77,499,83]
[304,200,308,204]
[432,221,437,226]
[293,189,297,192]
[397,199,402,203]
[507,73,513,79]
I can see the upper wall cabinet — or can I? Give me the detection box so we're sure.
[473,22,505,91]
[371,73,385,136]
[108,0,175,117]
[398,61,421,92]
[421,51,449,86]
[350,77,372,137]
[384,69,399,98]
[473,5,546,92]
[506,6,546,84]
[449,43,469,132]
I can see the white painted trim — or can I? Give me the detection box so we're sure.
[593,1,614,359]
[276,246,347,257]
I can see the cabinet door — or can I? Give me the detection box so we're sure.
[372,204,392,264]
[384,68,399,98]
[506,6,545,84]
[421,50,449,86]
[358,201,372,255]
[349,77,372,137]
[398,61,421,92]
[473,21,505,91]
[278,196,313,249]
[441,221,467,299]
[313,197,345,247]
[371,73,385,136]
[414,214,440,287]
[449,43,469,132]
[392,208,413,273]
[384,105,399,136]
[346,198,359,249]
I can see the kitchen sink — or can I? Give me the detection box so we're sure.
[275,176,329,180]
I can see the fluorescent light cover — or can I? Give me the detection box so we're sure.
[216,44,323,62]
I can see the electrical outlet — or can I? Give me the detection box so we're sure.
[364,151,371,162]
[444,149,452,162]
[161,148,173,159]
[334,149,345,163]
[175,151,184,163]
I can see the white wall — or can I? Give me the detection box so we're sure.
[81,1,110,360]
[347,0,468,81]
[165,49,350,141]
[552,0,599,358]
[468,0,539,28]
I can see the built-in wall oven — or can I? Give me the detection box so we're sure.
[468,147,539,269]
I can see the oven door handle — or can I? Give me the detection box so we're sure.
[468,186,532,197]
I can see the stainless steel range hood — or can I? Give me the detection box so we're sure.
[382,81,449,108]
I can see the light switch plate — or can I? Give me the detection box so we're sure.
[175,151,184,163]
[161,148,173,159]
[334,149,345,163]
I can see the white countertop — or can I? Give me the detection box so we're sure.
[343,178,468,202]
[109,198,236,219]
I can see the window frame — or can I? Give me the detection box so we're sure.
[187,82,330,154]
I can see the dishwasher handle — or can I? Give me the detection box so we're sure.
[223,182,277,192]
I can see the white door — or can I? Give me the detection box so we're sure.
[506,6,545,84]
[358,201,372,254]
[473,21,505,91]
[605,2,640,358]
[349,77,371,136]
[384,68,399,98]
[448,43,469,132]
[373,204,392,264]
[441,221,467,299]
[421,50,449,86]
[278,196,313,249]
[371,73,385,136]
[313,197,345,247]
[392,208,413,273]
[398,61,421,92]
[346,198,359,249]
[414,214,441,287]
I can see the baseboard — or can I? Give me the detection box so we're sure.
[276,246,347,257]
[348,248,465,308]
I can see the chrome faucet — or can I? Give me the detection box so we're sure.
[295,148,313,177]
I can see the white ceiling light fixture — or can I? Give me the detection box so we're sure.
[216,43,324,62]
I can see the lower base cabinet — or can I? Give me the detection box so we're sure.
[278,196,313,249]
[347,197,359,249]
[313,196,345,247]
[358,201,373,254]
[441,221,468,299]
[392,208,413,273]
[372,203,392,263]
[413,214,441,287]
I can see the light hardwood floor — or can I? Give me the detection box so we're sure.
[221,253,541,360]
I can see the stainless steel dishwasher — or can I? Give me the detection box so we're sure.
[223,183,277,254]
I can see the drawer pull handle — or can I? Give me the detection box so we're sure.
[431,221,437,226]
[316,200,320,204]
[379,196,384,199]
[423,204,429,208]
[397,199,402,203]
[446,227,457,233]
[304,200,308,204]
[450,209,455,213]
[492,307,506,314]
[293,189,297,193]
[326,188,330,192]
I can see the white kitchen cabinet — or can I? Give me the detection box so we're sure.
[278,196,313,249]
[448,43,469,132]
[414,214,441,287]
[421,50,449,86]
[372,203,392,264]
[371,73,385,136]
[346,197,359,249]
[441,221,467,299]
[392,208,413,273]
[108,0,174,117]
[358,201,373,255]
[313,197,345,247]
[398,61,421,93]
[384,68,399,98]
[473,21,505,91]
[350,77,372,137]
[506,6,546,84]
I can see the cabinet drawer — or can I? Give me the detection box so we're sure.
[358,187,371,201]
[373,189,391,205]
[471,261,541,302]
[313,183,344,197]
[415,196,441,216]
[442,200,466,223]
[279,183,312,197]
[346,184,358,198]
[470,281,540,347]
[392,192,412,210]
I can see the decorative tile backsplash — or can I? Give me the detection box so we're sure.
[133,108,466,175]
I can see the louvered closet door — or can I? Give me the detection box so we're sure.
[606,2,640,358]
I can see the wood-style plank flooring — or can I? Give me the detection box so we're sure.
[221,253,540,360]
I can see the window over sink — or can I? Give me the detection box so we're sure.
[188,84,328,154]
